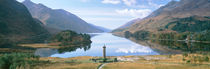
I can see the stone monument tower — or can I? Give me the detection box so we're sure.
[103,45,106,59]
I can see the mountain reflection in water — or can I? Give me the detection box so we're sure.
[34,33,210,58]
[35,33,159,58]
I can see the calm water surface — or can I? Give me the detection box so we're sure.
[35,33,159,58]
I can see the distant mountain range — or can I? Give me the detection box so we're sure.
[0,0,110,44]
[114,0,210,34]
[0,0,50,43]
[88,23,111,32]
[22,0,106,33]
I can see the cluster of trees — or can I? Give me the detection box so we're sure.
[124,16,210,41]
[124,30,190,40]
[0,22,9,35]
[50,30,92,46]
[125,29,210,42]
[182,54,209,63]
[165,16,210,32]
[124,30,150,40]
[193,30,210,41]
[151,30,210,42]
[124,31,132,38]
[58,45,91,53]
[0,53,41,69]
[151,32,190,40]
[204,16,210,19]
[151,40,210,53]
[0,35,15,48]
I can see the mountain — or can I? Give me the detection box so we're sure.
[119,18,141,29]
[112,18,141,32]
[0,0,50,43]
[88,23,111,32]
[114,0,210,34]
[22,0,104,33]
[94,26,111,32]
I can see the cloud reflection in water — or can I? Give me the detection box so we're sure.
[116,44,152,53]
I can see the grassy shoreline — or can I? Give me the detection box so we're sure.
[1,43,209,69]
[35,54,210,69]
[0,52,209,69]
[19,43,90,49]
[19,44,61,49]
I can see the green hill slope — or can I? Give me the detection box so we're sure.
[0,0,50,43]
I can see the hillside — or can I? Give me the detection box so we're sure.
[113,18,141,32]
[22,0,104,33]
[114,0,210,34]
[165,16,210,33]
[119,18,141,29]
[0,0,50,43]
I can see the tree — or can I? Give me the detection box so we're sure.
[124,31,132,38]
[50,30,92,46]
[133,30,150,40]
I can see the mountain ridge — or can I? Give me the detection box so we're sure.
[114,0,210,34]
[22,0,104,33]
[0,0,50,43]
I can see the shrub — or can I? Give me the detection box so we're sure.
[0,53,40,69]
[186,60,191,63]
[182,53,188,57]
[204,56,209,62]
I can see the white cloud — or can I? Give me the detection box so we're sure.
[101,0,165,8]
[148,2,164,8]
[102,0,121,4]
[101,0,137,6]
[122,0,137,6]
[115,9,152,18]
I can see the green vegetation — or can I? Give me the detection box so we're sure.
[151,40,210,53]
[124,31,132,38]
[102,54,210,69]
[58,45,91,53]
[193,30,210,41]
[123,16,210,42]
[182,53,210,63]
[0,22,9,35]
[148,31,210,42]
[0,0,50,44]
[165,16,210,33]
[133,31,150,40]
[0,35,15,48]
[0,53,41,69]
[150,16,210,41]
[0,35,37,53]
[151,32,190,40]
[90,57,118,63]
[125,31,189,40]
[50,30,92,46]
[124,31,150,40]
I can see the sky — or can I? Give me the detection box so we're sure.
[17,0,179,29]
